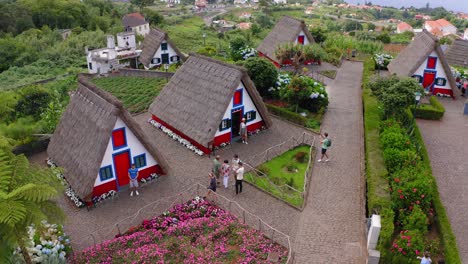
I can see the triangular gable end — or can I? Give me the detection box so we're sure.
[213,80,266,147]
[93,117,163,197]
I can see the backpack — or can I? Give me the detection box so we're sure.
[326,138,332,147]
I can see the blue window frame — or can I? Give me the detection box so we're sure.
[99,166,114,181]
[161,43,168,51]
[412,75,423,84]
[111,127,127,150]
[244,110,257,122]
[219,118,231,131]
[133,154,147,168]
[233,89,243,107]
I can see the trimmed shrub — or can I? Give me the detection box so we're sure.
[413,96,445,120]
[266,104,307,126]
[380,131,412,151]
[401,205,429,235]
[383,148,419,173]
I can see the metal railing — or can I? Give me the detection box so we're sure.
[243,132,316,209]
[71,183,293,263]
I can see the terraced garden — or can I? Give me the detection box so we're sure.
[91,76,167,114]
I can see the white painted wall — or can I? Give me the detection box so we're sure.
[441,25,457,35]
[215,81,264,137]
[94,118,158,186]
[132,23,150,36]
[147,41,180,68]
[86,49,116,74]
[413,50,452,90]
[294,30,310,45]
[117,33,136,49]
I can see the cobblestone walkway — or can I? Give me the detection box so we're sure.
[293,61,366,264]
[417,98,468,263]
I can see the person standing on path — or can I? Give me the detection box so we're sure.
[235,162,244,195]
[318,132,331,162]
[222,160,231,189]
[128,164,139,196]
[417,251,432,264]
[240,118,248,144]
[231,154,240,187]
[206,172,217,201]
[212,155,221,185]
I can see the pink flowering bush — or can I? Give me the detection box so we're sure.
[391,230,424,261]
[70,197,288,263]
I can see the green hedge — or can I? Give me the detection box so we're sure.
[266,104,307,126]
[362,57,395,259]
[413,96,445,120]
[410,111,461,263]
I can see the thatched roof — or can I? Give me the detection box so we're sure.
[48,74,170,198]
[257,16,315,63]
[388,29,458,95]
[149,54,272,147]
[444,39,468,68]
[139,28,186,68]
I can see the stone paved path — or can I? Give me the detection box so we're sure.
[293,61,366,263]
[416,98,468,263]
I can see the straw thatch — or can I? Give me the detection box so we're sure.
[257,16,315,63]
[48,74,170,198]
[388,29,458,95]
[444,39,468,68]
[139,28,186,68]
[149,53,272,148]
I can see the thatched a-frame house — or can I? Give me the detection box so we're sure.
[149,54,272,154]
[257,16,315,67]
[444,39,468,68]
[388,29,458,97]
[139,28,185,69]
[48,74,169,199]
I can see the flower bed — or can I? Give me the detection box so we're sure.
[70,197,288,263]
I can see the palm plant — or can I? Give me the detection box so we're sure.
[0,147,64,263]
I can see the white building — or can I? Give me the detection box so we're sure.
[138,28,186,69]
[273,0,287,4]
[464,28,468,40]
[424,19,457,37]
[122,13,150,36]
[86,32,141,74]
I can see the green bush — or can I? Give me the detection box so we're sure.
[383,148,419,173]
[391,230,425,259]
[413,96,445,120]
[285,162,298,172]
[380,131,412,151]
[266,104,307,126]
[401,205,428,235]
[257,164,270,175]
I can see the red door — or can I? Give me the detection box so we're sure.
[113,150,131,188]
[298,35,305,45]
[422,71,436,91]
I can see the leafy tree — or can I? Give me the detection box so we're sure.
[380,77,423,117]
[15,86,52,119]
[343,20,363,32]
[243,57,278,97]
[275,43,327,74]
[143,8,164,26]
[280,76,311,112]
[367,23,376,31]
[130,0,154,12]
[250,23,261,36]
[197,45,217,56]
[376,32,391,44]
[0,147,64,263]
[258,0,272,14]
[439,36,452,45]
[255,13,273,28]
[309,26,327,43]
[229,36,247,61]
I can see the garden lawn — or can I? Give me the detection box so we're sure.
[91,76,166,114]
[245,145,311,208]
[70,197,288,263]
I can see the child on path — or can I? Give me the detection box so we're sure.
[222,159,230,189]
[318,132,331,162]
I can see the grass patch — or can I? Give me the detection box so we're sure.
[266,103,323,133]
[245,145,312,208]
[91,76,166,114]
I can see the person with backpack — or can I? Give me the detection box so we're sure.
[318,132,331,162]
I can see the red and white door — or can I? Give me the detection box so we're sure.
[113,150,131,188]
[298,35,305,45]
[423,71,436,92]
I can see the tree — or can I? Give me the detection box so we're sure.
[343,20,363,32]
[143,8,164,26]
[255,13,273,28]
[275,43,327,74]
[380,77,423,117]
[243,57,278,97]
[258,0,272,14]
[0,147,64,263]
[15,86,52,120]
[130,0,154,12]
[376,32,391,44]
[367,23,376,31]
[250,23,261,36]
[280,76,312,112]
[310,26,327,43]
[229,36,247,61]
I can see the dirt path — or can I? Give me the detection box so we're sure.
[293,61,366,263]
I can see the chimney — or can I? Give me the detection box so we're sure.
[107,35,115,49]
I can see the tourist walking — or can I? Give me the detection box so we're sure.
[212,155,221,185]
[206,172,217,201]
[240,118,248,144]
[128,164,139,196]
[417,251,432,264]
[318,132,331,162]
[235,162,244,194]
[222,160,230,189]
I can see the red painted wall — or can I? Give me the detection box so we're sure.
[247,120,264,132]
[152,115,211,154]
[213,132,231,147]
[93,180,117,197]
[433,88,453,97]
